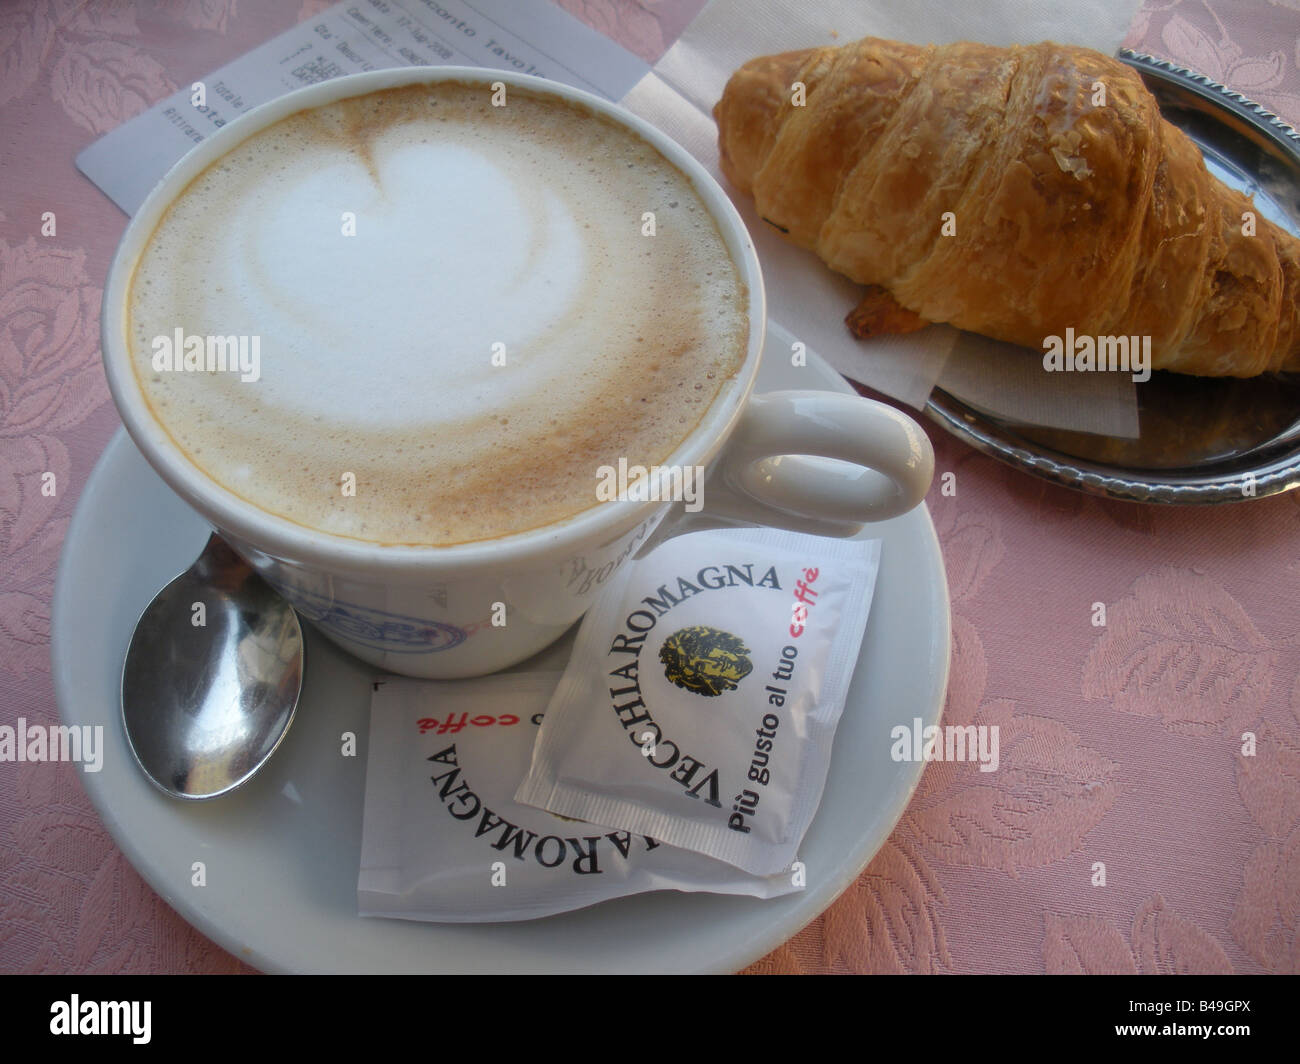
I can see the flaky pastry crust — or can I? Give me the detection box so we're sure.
[714,38,1300,377]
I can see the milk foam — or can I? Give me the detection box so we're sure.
[129,83,748,545]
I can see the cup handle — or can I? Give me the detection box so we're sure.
[704,390,934,535]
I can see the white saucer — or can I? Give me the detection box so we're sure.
[51,348,949,974]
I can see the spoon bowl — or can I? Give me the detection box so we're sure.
[122,532,304,800]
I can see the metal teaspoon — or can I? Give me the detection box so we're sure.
[121,532,304,800]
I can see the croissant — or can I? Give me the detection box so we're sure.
[714,37,1300,377]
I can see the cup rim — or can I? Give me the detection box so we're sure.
[101,65,766,577]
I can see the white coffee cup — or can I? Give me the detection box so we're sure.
[101,66,933,678]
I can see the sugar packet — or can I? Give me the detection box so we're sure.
[358,671,801,922]
[514,527,881,876]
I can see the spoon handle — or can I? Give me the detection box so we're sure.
[193,531,252,587]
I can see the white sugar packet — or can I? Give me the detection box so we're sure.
[515,527,881,876]
[359,672,800,922]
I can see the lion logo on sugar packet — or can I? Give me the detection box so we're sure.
[658,625,753,697]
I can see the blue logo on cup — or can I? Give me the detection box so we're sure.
[276,585,467,653]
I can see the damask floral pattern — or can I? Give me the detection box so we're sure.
[1123,0,1300,121]
[52,36,173,133]
[1082,570,1275,735]
[0,4,55,110]
[1044,895,1235,974]
[0,237,107,682]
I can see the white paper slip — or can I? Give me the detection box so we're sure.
[76,0,648,215]
[936,332,1142,439]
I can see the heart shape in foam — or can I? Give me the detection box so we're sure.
[228,136,587,429]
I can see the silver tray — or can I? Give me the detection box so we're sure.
[923,50,1300,505]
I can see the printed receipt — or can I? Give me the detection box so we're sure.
[76,0,648,216]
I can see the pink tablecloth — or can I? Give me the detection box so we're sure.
[2,0,1297,975]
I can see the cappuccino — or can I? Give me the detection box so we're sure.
[128,81,748,546]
